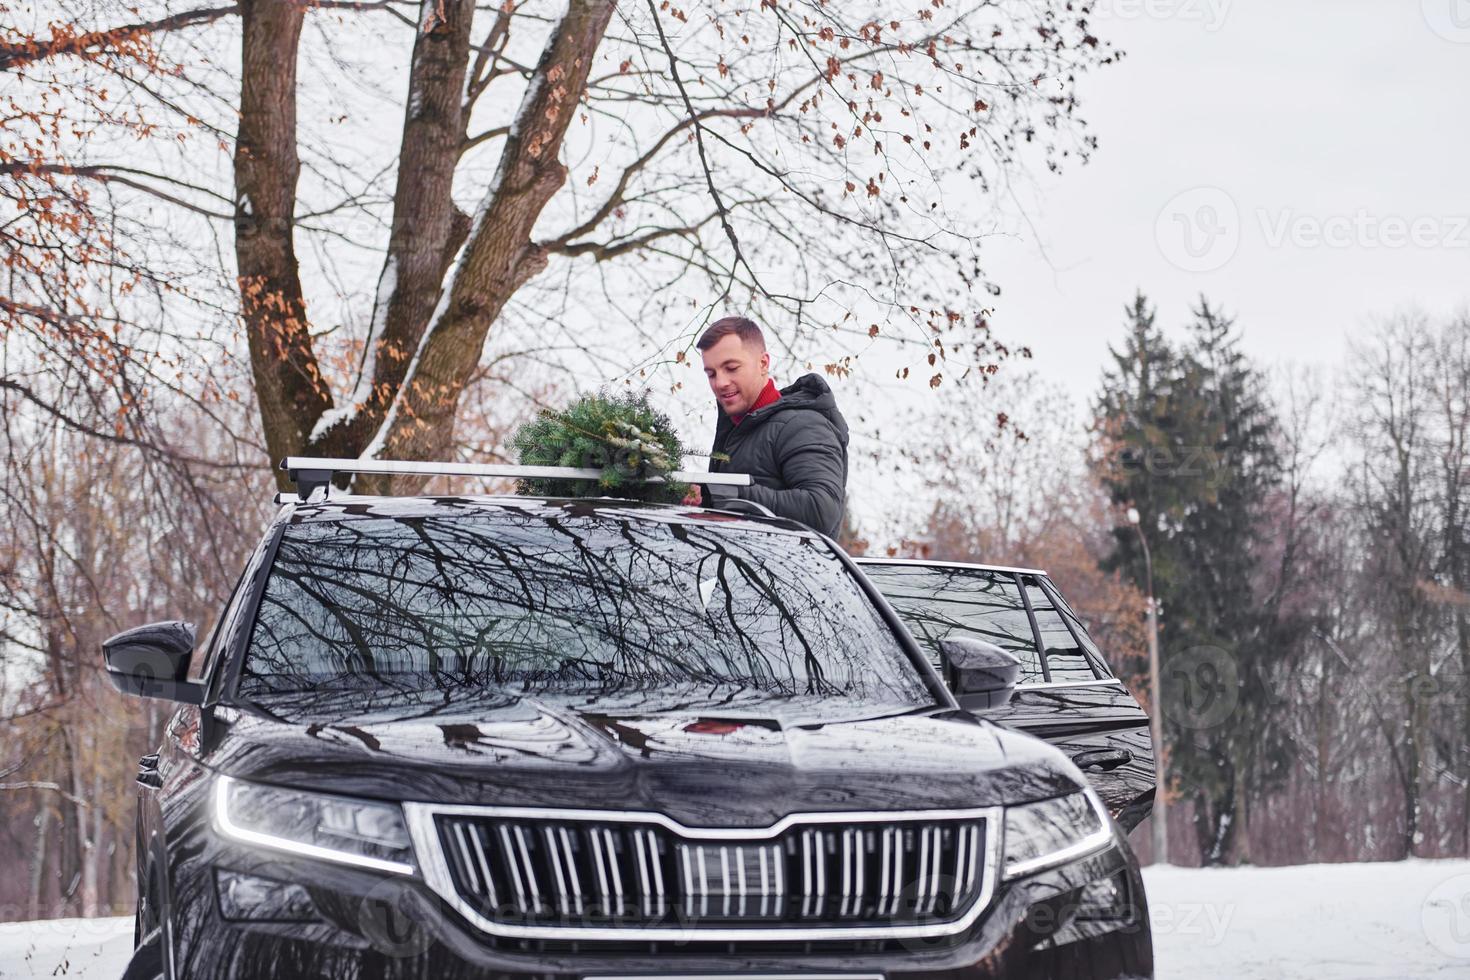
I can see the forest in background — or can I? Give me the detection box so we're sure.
[903,297,1470,872]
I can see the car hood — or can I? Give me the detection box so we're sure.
[208,686,1082,825]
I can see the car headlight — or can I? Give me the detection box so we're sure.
[213,775,415,875]
[1002,789,1112,880]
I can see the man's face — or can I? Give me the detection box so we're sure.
[701,333,771,417]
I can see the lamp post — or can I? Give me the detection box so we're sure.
[1128,506,1168,866]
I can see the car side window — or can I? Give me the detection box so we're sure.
[1036,576,1113,680]
[192,569,247,682]
[858,564,1046,684]
[199,532,277,690]
[1021,575,1102,682]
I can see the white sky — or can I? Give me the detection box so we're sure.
[971,0,1470,394]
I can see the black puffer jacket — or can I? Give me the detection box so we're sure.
[707,373,849,537]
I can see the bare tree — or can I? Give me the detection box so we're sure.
[1347,313,1457,858]
[0,408,265,918]
[5,0,1119,491]
[900,372,1150,674]
[2,0,246,458]
[1426,314,1470,852]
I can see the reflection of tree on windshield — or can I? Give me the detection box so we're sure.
[860,566,1047,684]
[241,513,929,709]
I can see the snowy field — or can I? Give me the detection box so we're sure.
[1,859,1467,978]
[0,914,130,979]
[1145,859,1470,979]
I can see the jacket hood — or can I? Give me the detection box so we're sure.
[736,373,849,446]
[209,688,1081,824]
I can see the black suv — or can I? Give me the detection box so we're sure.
[107,469,1155,979]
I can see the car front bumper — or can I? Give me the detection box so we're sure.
[149,824,1151,980]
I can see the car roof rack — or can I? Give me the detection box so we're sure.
[706,497,777,520]
[279,456,753,502]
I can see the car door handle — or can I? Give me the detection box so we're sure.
[1072,748,1132,772]
[137,754,163,789]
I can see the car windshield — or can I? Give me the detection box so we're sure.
[237,512,936,712]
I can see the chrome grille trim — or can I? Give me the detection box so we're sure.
[918,825,943,914]
[916,825,932,914]
[632,827,659,917]
[467,823,498,908]
[513,826,541,914]
[960,823,981,893]
[402,803,1002,942]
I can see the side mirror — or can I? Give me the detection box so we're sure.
[939,638,1020,711]
[103,621,205,705]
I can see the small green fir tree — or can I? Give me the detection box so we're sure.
[511,390,689,503]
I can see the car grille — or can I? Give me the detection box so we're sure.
[404,805,998,941]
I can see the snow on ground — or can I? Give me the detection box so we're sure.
[1,860,1467,978]
[0,916,131,978]
[1143,859,1470,979]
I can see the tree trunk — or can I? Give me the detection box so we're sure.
[362,0,619,489]
[1192,755,1237,867]
[1315,647,1332,860]
[235,0,330,487]
[1191,793,1211,866]
[88,766,104,915]
[28,804,51,919]
[1401,689,1422,858]
[1440,352,1470,856]
[1233,746,1252,864]
[68,729,98,917]
[312,0,478,459]
[55,727,89,916]
[1460,603,1470,857]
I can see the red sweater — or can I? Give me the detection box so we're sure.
[732,379,781,425]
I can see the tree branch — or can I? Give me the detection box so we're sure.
[643,0,745,297]
[0,5,238,72]
[234,0,332,485]
[549,106,769,247]
[363,0,619,483]
[309,0,477,460]
[0,782,92,808]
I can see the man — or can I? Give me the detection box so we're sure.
[684,316,849,537]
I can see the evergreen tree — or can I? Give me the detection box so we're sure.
[1171,299,1287,864]
[1091,293,1287,865]
[1092,291,1200,606]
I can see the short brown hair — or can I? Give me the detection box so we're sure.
[696,316,765,352]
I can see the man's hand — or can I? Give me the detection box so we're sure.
[682,485,702,506]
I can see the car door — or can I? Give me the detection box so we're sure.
[856,559,1156,832]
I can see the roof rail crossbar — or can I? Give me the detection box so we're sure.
[707,498,778,520]
[279,457,753,500]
